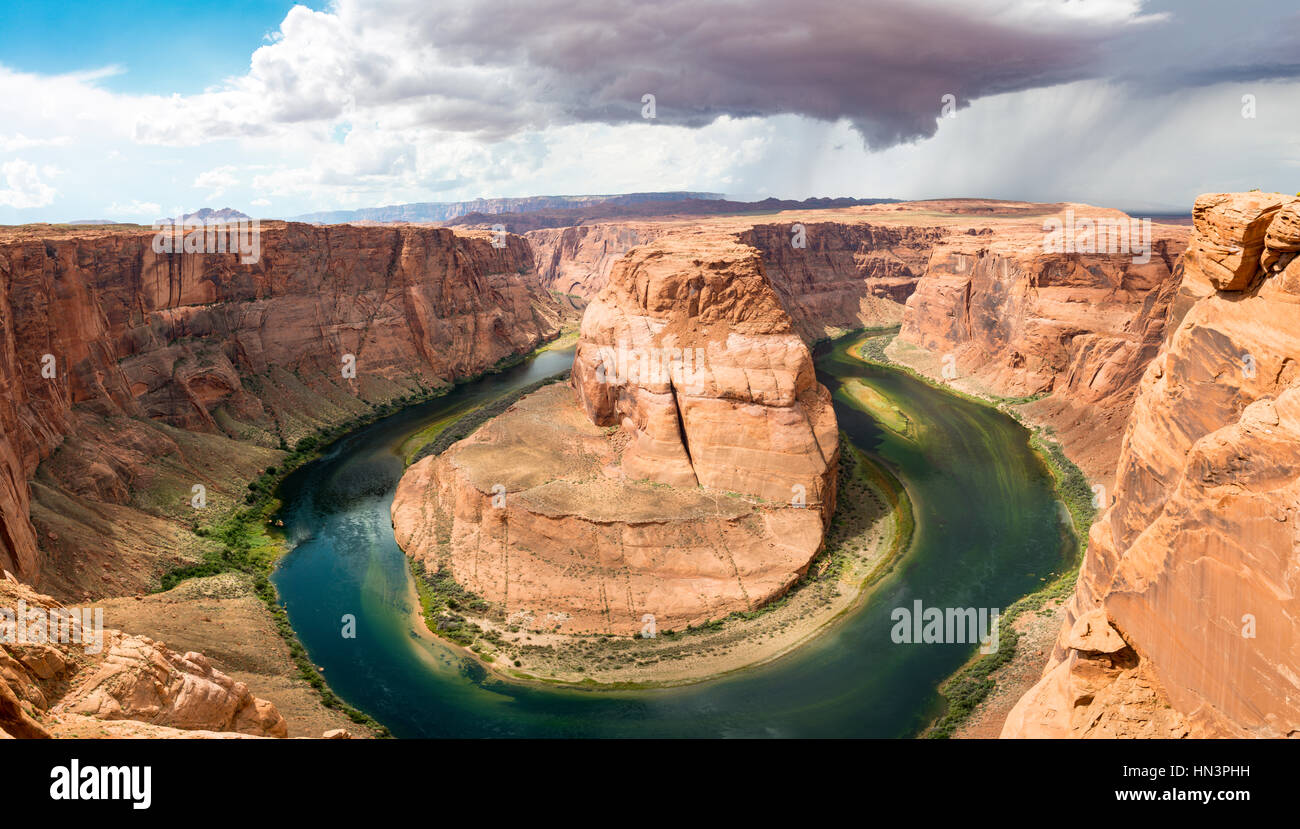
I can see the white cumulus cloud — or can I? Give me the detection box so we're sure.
[0,159,58,209]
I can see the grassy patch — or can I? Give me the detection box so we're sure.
[839,379,918,441]
[410,559,502,648]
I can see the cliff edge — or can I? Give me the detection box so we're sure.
[1003,192,1300,738]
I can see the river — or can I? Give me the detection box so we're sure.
[270,333,1073,737]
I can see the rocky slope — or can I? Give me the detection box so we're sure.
[0,573,286,739]
[1003,192,1300,738]
[393,232,838,635]
[0,222,562,595]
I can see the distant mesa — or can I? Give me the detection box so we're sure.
[449,195,901,233]
[288,192,725,224]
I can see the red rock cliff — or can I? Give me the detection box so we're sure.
[0,223,561,591]
[738,222,943,341]
[894,208,1189,481]
[1003,192,1300,738]
[527,224,667,300]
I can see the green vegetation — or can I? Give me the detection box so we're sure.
[153,379,510,738]
[853,326,902,363]
[397,405,478,465]
[411,559,501,647]
[926,564,1080,739]
[839,379,919,441]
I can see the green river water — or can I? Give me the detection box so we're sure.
[270,334,1073,737]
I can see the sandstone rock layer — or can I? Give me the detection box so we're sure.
[0,223,561,591]
[0,575,285,738]
[895,208,1189,482]
[1003,193,1300,738]
[394,232,838,635]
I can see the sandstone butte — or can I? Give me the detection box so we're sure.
[392,234,840,635]
[1003,192,1300,738]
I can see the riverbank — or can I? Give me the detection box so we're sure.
[849,329,1094,738]
[405,433,914,689]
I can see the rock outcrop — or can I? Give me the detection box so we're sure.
[1003,193,1300,738]
[570,237,838,508]
[0,223,562,591]
[393,232,838,635]
[0,575,285,738]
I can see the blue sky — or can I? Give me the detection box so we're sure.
[0,0,1296,223]
[0,1,315,94]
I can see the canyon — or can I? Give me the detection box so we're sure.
[0,221,563,737]
[1003,192,1300,738]
[392,199,1191,651]
[0,222,563,597]
[4,192,1290,738]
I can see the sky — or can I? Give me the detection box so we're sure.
[0,0,1297,223]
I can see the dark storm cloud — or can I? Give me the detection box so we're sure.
[154,0,1297,150]
[348,0,1156,148]
[1101,0,1300,91]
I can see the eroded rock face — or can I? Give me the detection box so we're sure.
[0,223,561,588]
[528,224,666,300]
[0,576,284,738]
[895,209,1189,481]
[1003,192,1300,739]
[570,236,838,509]
[393,232,838,635]
[53,637,287,736]
[739,222,943,341]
